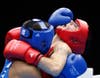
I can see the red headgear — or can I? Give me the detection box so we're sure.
[56,19,89,54]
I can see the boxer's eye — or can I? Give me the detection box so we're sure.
[70,37,79,43]
[41,41,46,47]
[63,25,66,27]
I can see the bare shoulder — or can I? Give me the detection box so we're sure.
[52,34,72,53]
[9,60,42,78]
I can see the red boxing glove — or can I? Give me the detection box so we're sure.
[4,39,43,66]
[5,27,21,45]
[56,19,89,54]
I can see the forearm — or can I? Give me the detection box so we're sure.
[38,41,72,76]
[38,56,64,76]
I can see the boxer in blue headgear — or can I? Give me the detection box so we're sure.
[20,18,54,54]
[0,18,54,78]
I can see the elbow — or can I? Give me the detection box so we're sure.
[50,66,61,77]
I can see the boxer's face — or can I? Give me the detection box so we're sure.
[57,20,79,31]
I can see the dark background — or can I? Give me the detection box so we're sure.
[0,0,100,75]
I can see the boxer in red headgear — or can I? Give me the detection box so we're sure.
[48,7,89,54]
[56,19,89,54]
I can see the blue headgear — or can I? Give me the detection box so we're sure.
[20,18,54,54]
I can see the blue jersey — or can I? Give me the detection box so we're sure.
[0,59,12,78]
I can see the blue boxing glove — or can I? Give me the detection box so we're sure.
[48,7,73,28]
[54,53,87,78]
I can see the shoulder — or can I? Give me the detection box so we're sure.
[9,60,41,78]
[51,34,72,54]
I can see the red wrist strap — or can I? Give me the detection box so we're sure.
[34,54,44,66]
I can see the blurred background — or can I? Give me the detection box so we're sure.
[0,0,100,75]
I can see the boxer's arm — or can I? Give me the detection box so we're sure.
[38,39,72,76]
[4,35,72,77]
[4,39,42,78]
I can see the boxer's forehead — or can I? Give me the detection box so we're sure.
[64,20,79,31]
[56,20,79,31]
